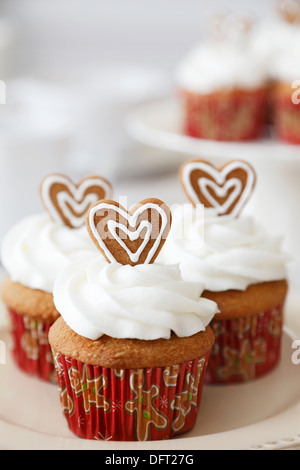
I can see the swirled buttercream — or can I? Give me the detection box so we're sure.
[53,255,219,340]
[158,205,288,292]
[175,41,268,94]
[1,213,98,293]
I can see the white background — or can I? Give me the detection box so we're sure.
[0,0,277,77]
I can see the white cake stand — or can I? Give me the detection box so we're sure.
[0,277,300,450]
[125,97,300,162]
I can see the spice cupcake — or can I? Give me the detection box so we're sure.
[49,198,219,441]
[158,159,289,384]
[176,14,269,141]
[270,32,300,144]
[251,2,300,141]
[249,18,298,126]
[0,173,112,382]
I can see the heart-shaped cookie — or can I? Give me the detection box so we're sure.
[207,11,254,45]
[86,198,172,266]
[40,174,113,228]
[180,159,256,217]
[278,0,300,24]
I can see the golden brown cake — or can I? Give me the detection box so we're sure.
[49,316,215,369]
[1,277,59,322]
[202,280,288,321]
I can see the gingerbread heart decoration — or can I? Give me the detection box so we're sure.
[180,159,256,217]
[40,174,113,228]
[86,198,172,266]
[206,11,255,45]
[277,0,300,24]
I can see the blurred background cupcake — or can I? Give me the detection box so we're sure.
[270,30,300,144]
[175,12,269,141]
[250,0,300,142]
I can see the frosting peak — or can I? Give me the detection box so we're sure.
[158,205,288,292]
[175,41,268,94]
[1,212,98,293]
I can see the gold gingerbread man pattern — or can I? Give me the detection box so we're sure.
[170,357,206,434]
[162,364,180,387]
[218,338,267,381]
[21,316,50,361]
[53,352,111,417]
[124,369,169,441]
[268,307,283,339]
[51,353,211,440]
[68,362,111,414]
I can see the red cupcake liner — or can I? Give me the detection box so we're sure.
[8,308,57,383]
[52,350,211,441]
[273,96,300,144]
[205,304,284,385]
[181,89,267,141]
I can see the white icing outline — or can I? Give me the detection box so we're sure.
[181,160,255,217]
[88,202,168,264]
[200,177,243,215]
[107,220,153,263]
[41,174,112,228]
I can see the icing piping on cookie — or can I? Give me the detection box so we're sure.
[199,177,243,215]
[87,199,172,266]
[40,174,113,228]
[107,218,153,264]
[180,160,256,217]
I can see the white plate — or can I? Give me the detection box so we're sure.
[0,292,300,451]
[125,98,300,163]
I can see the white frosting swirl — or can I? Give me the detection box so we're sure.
[1,213,98,293]
[158,205,288,292]
[271,38,300,82]
[250,20,300,81]
[53,255,219,341]
[175,41,268,94]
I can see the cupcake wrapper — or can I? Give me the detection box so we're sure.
[273,97,300,144]
[52,350,211,441]
[8,308,57,383]
[205,304,284,385]
[182,89,267,141]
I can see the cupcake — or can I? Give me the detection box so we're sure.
[270,33,300,144]
[158,159,289,384]
[0,173,112,382]
[175,14,269,141]
[48,198,219,441]
[250,3,300,141]
[249,18,298,126]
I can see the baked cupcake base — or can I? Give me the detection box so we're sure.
[1,278,59,383]
[49,318,215,441]
[203,280,288,385]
